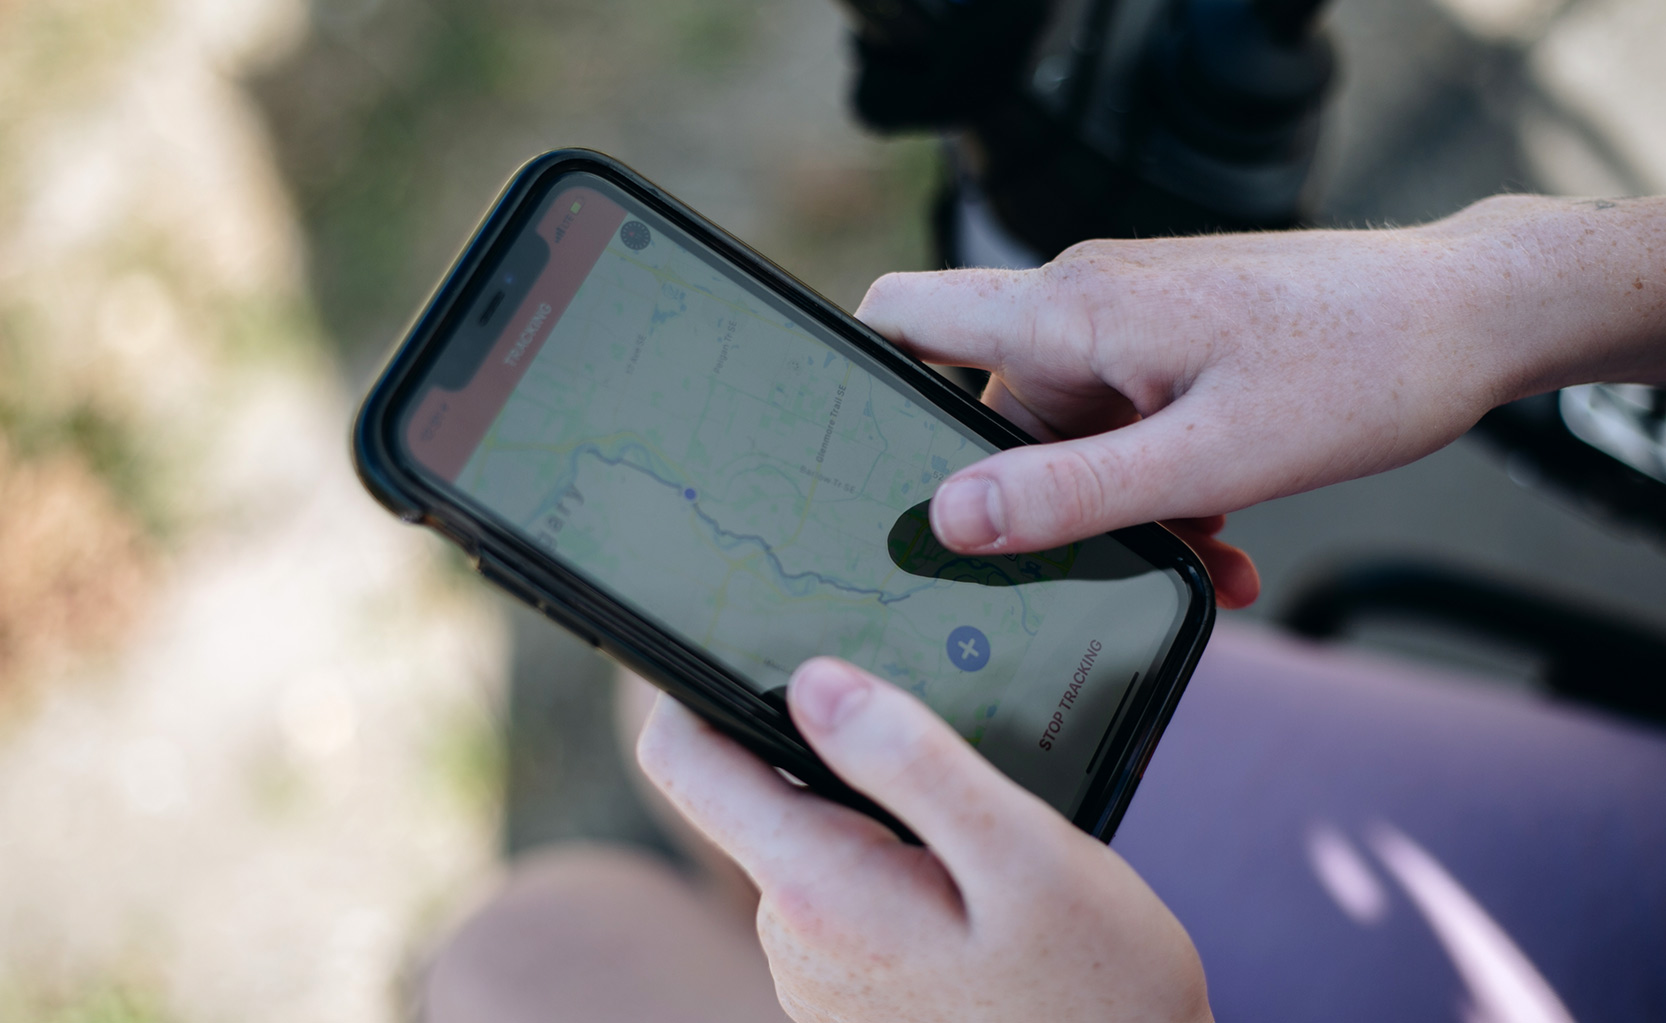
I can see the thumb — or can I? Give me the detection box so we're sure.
[788,657,1068,892]
[929,404,1241,552]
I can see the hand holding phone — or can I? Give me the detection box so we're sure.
[354,150,1215,840]
[637,657,1215,1023]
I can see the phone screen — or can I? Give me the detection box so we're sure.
[399,172,1191,817]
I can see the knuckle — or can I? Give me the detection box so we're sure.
[1036,256,1121,365]
[1048,238,1113,268]
[976,828,1095,928]
[875,714,1010,839]
[760,878,883,963]
[633,716,676,787]
[858,271,910,316]
[892,721,961,793]
[867,270,905,296]
[853,701,969,807]
[1027,445,1114,540]
[763,883,831,944]
[633,726,662,776]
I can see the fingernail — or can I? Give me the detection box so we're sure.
[932,477,1003,549]
[791,660,871,732]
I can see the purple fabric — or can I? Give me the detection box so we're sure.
[1114,621,1666,1023]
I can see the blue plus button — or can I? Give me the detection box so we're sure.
[947,626,990,672]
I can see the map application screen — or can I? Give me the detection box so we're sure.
[403,175,1190,815]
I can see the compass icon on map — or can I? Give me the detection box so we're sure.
[619,220,652,251]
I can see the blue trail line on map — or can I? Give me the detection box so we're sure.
[523,439,1044,633]
[535,441,948,606]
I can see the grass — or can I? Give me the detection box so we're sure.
[0,979,177,1023]
[427,700,508,821]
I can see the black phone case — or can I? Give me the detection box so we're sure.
[353,149,1215,842]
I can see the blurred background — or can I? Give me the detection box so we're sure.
[0,0,1662,1019]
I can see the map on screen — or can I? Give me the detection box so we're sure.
[432,180,1186,813]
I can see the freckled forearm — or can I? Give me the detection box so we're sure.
[1423,194,1666,404]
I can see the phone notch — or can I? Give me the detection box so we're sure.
[432,230,550,391]
[476,290,506,326]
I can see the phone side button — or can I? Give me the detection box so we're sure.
[475,553,601,648]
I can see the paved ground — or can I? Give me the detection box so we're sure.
[0,1,507,1019]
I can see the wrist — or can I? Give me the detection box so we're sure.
[1422,194,1666,406]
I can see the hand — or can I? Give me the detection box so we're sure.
[1152,515,1259,610]
[857,196,1666,596]
[637,657,1214,1023]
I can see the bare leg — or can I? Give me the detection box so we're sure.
[421,844,789,1023]
[420,670,783,1022]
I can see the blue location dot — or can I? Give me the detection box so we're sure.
[947,626,990,672]
[684,488,698,501]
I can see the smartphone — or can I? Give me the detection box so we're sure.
[354,150,1215,841]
